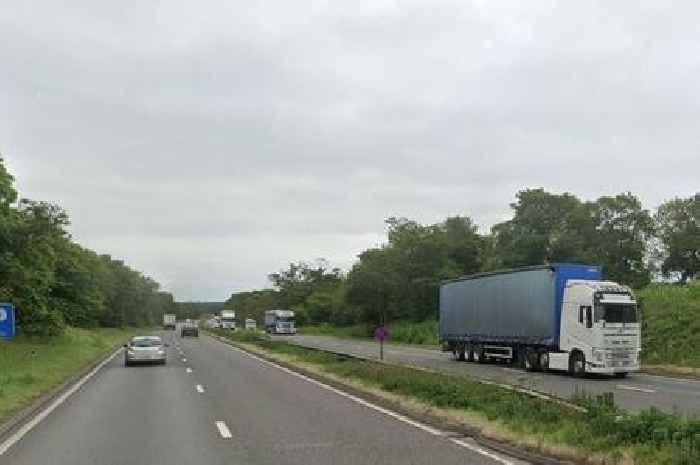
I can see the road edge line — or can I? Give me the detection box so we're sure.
[0,347,122,456]
[209,335,538,465]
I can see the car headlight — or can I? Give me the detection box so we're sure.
[127,350,135,356]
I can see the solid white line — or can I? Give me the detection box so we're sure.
[215,421,232,439]
[0,348,122,456]
[616,385,656,394]
[196,384,205,393]
[220,342,514,464]
[450,438,515,465]
[186,367,193,373]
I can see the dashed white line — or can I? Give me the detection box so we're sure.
[215,421,232,439]
[182,358,187,363]
[616,385,656,394]
[186,367,193,373]
[219,341,515,465]
[196,384,205,393]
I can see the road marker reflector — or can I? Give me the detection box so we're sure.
[196,384,205,393]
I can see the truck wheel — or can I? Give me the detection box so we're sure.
[538,352,550,372]
[525,350,541,372]
[467,345,475,363]
[475,347,486,364]
[455,344,466,361]
[569,352,586,377]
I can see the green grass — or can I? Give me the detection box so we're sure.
[299,320,439,346]
[0,327,137,423]
[639,282,700,368]
[216,332,700,465]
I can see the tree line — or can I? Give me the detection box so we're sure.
[0,158,175,336]
[226,189,699,328]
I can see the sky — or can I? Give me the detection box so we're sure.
[2,1,699,301]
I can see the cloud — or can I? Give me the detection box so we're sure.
[2,0,699,299]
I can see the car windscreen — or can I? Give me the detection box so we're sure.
[599,304,638,323]
[132,338,162,347]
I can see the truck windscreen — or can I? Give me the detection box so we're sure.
[598,304,637,323]
[277,317,293,322]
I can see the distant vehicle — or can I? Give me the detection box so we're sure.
[265,310,296,334]
[244,318,257,330]
[440,264,641,377]
[220,310,236,330]
[206,318,219,329]
[181,320,199,337]
[124,336,167,366]
[162,313,176,330]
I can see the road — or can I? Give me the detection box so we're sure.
[287,335,700,416]
[1,330,526,465]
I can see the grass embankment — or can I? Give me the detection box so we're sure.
[0,327,137,424]
[214,330,700,465]
[639,282,700,370]
[300,320,439,346]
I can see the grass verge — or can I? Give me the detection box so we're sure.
[213,329,700,465]
[299,320,440,347]
[0,327,137,424]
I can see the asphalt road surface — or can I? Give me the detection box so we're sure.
[2,330,527,465]
[286,335,700,416]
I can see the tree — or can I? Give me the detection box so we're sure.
[492,189,596,268]
[592,193,654,288]
[656,194,700,283]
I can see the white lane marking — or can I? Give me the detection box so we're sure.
[220,342,514,465]
[215,421,232,439]
[196,384,205,393]
[182,358,187,363]
[0,348,121,456]
[450,438,517,465]
[186,367,193,373]
[616,385,656,394]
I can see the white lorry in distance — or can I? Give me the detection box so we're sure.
[219,310,236,330]
[264,310,296,335]
[245,318,257,330]
[162,314,176,330]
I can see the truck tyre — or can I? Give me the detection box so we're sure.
[538,352,550,372]
[569,352,586,377]
[525,349,541,372]
[475,346,486,364]
[467,345,475,362]
[455,344,466,361]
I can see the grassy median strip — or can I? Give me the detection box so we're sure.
[0,327,136,424]
[215,330,700,465]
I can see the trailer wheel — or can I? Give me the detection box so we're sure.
[525,349,541,372]
[467,345,475,363]
[569,352,586,377]
[538,352,550,372]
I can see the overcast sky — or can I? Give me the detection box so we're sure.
[2,1,699,301]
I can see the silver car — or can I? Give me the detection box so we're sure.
[124,336,168,366]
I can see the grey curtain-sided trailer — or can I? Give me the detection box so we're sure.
[439,265,580,347]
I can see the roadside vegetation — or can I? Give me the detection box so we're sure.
[223,189,699,369]
[214,330,700,465]
[0,157,175,336]
[0,327,137,423]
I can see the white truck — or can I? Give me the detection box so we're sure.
[440,264,641,377]
[162,314,176,330]
[219,310,236,330]
[245,318,257,330]
[264,310,296,335]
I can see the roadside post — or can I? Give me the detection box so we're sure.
[374,325,388,360]
[0,303,16,340]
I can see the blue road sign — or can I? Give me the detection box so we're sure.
[0,303,16,339]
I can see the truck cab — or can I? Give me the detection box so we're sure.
[220,311,236,330]
[559,281,641,376]
[265,310,296,335]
